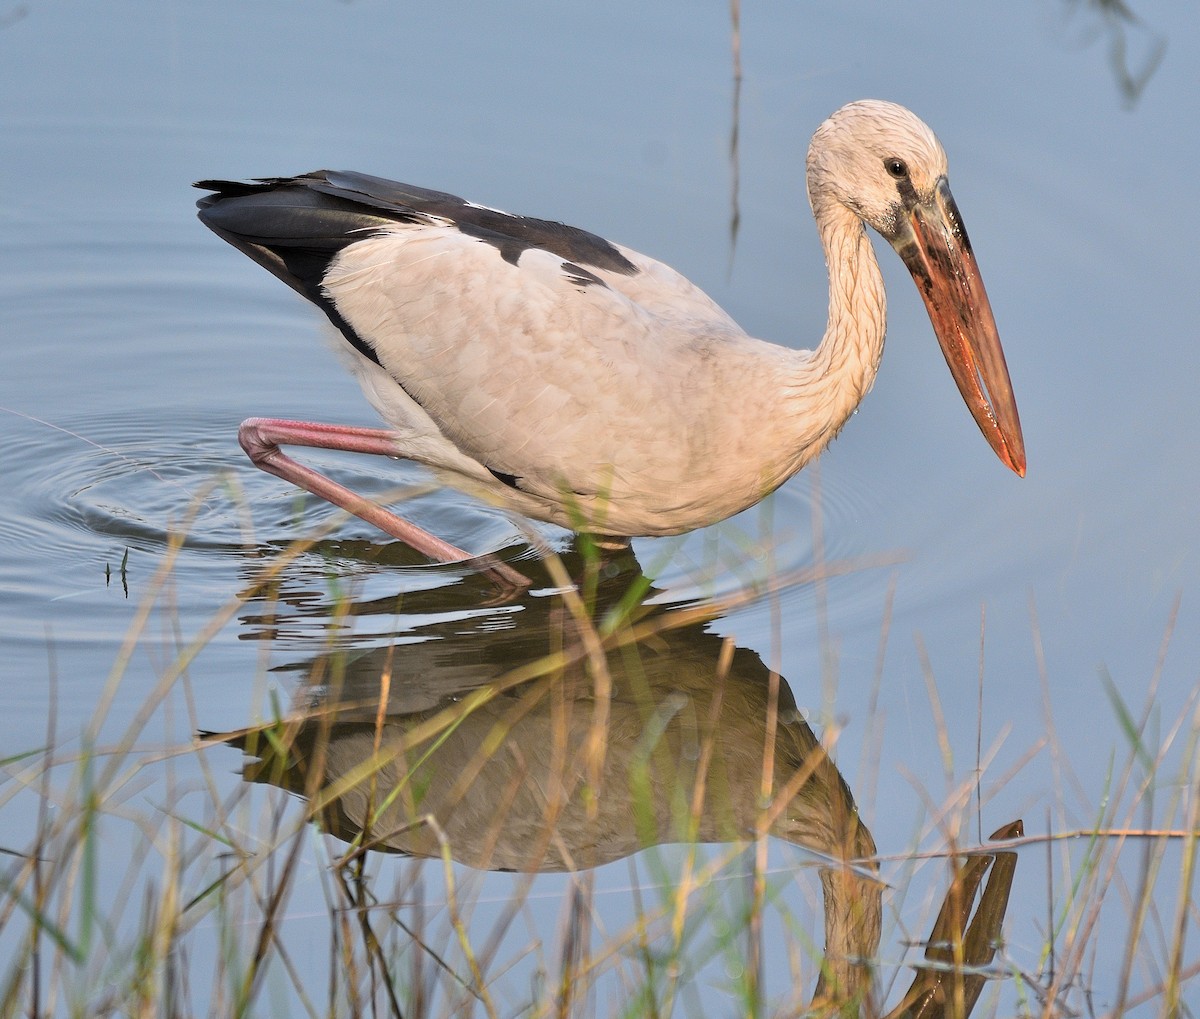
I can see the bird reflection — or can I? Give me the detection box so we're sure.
[207,549,1016,1014]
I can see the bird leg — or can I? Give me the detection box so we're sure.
[238,417,531,589]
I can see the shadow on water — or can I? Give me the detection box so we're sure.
[205,547,1018,1016]
[1056,0,1166,107]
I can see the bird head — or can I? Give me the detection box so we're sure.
[807,100,1026,477]
[807,99,948,235]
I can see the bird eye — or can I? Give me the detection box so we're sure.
[884,157,909,180]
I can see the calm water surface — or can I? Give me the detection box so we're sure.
[2,1,1198,1013]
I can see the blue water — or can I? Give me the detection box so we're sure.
[2,1,1197,1013]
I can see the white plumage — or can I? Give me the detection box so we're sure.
[197,100,1024,585]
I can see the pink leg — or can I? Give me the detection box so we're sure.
[239,417,530,589]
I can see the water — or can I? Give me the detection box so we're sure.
[2,1,1198,1014]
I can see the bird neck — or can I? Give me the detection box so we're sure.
[787,198,888,464]
[814,824,882,1010]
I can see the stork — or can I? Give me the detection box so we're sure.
[196,101,1024,587]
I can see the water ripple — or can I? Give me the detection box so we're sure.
[643,465,899,626]
[0,407,545,603]
[0,403,903,651]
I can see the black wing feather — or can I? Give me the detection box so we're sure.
[195,170,639,366]
[195,169,637,281]
[306,170,637,274]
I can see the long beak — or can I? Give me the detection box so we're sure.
[888,178,1025,476]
